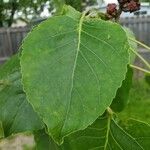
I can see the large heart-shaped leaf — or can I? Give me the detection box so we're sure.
[35,116,150,150]
[0,55,44,137]
[21,6,129,143]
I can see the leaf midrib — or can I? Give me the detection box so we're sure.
[60,12,86,137]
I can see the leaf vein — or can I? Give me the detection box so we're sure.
[81,30,120,57]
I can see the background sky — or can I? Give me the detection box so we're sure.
[104,0,118,4]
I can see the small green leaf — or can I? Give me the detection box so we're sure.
[111,66,133,112]
[21,6,129,143]
[0,55,44,137]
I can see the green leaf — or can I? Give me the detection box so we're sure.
[0,55,44,137]
[120,119,150,150]
[62,116,144,150]
[0,121,4,139]
[111,66,133,112]
[20,6,129,143]
[35,116,146,150]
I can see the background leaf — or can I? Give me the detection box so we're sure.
[0,55,44,137]
[111,66,133,112]
[21,6,129,143]
[62,116,144,150]
[35,116,147,150]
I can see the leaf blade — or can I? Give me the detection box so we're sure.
[21,7,129,143]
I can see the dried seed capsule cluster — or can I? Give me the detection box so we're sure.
[106,0,140,20]
[118,0,140,13]
[107,3,118,19]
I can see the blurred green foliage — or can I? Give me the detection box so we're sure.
[0,0,52,27]
[0,0,97,27]
[119,78,150,124]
